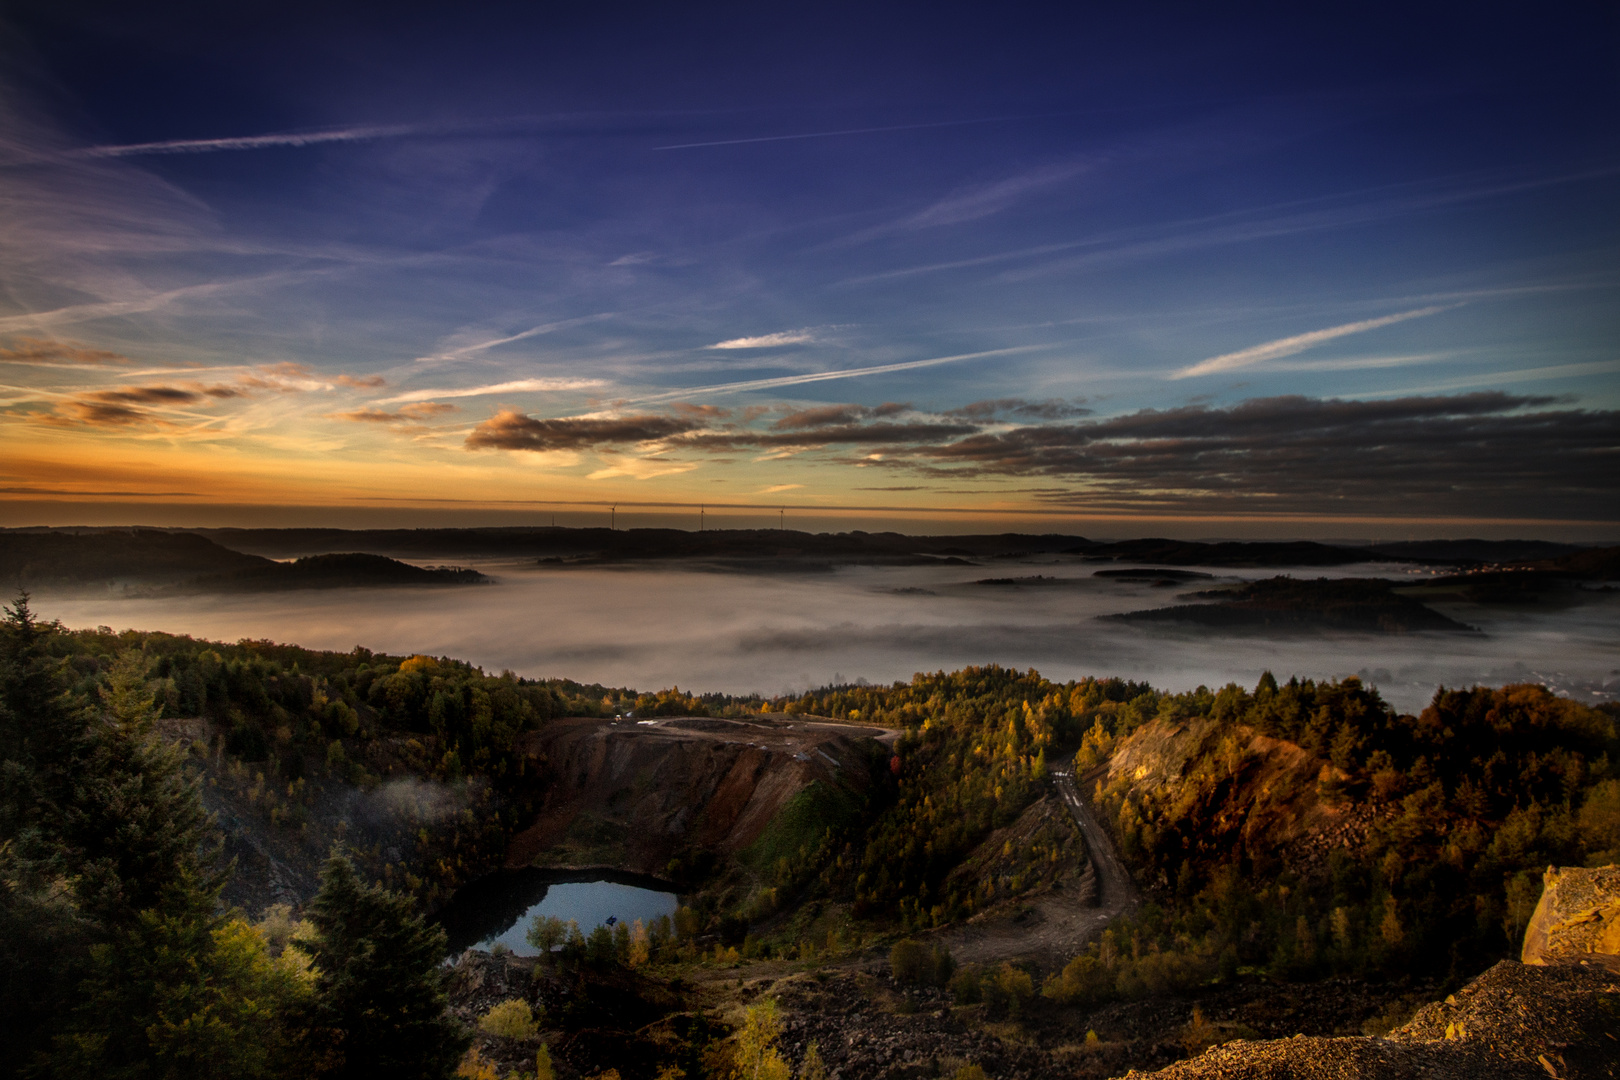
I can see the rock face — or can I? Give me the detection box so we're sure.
[1104,715,1355,879]
[504,716,890,876]
[1522,865,1620,972]
[1130,866,1620,1079]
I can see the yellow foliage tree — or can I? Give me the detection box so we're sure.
[479,998,539,1040]
[628,918,650,968]
[734,998,790,1080]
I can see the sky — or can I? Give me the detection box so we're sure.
[1,2,1616,536]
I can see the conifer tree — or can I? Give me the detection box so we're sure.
[297,849,468,1079]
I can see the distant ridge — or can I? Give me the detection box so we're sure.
[0,529,486,593]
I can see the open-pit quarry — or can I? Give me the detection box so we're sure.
[505,715,901,880]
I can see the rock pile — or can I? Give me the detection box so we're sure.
[1129,865,1620,1079]
[1522,865,1620,972]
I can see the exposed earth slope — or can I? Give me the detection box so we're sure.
[507,715,898,878]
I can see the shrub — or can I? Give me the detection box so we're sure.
[889,939,932,984]
[890,938,955,986]
[949,966,982,1005]
[479,998,538,1040]
[1042,953,1115,1006]
[980,962,1034,1017]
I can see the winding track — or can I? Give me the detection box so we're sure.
[1051,767,1141,916]
[925,767,1140,965]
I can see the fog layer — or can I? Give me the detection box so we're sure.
[36,558,1620,713]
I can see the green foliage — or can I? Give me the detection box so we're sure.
[1062,674,1620,991]
[479,999,539,1040]
[527,914,567,955]
[0,595,291,1080]
[296,849,470,1079]
[797,1041,825,1080]
[888,939,954,986]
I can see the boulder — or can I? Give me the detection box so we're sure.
[1521,864,1620,972]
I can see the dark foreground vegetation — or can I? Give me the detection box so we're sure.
[2,591,1616,1079]
[0,596,467,1079]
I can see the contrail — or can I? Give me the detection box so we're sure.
[81,123,421,158]
[1171,306,1453,379]
[413,313,620,363]
[632,346,1046,403]
[654,116,1018,150]
[379,378,607,405]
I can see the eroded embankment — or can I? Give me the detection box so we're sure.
[505,715,894,878]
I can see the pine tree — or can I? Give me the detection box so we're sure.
[297,850,469,1079]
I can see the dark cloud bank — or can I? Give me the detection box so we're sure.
[463,392,1620,519]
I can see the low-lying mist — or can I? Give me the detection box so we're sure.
[35,557,1620,713]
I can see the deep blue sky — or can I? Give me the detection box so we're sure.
[1,2,1616,532]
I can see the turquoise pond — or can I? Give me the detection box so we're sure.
[435,870,679,956]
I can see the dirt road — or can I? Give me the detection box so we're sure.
[925,769,1139,967]
[1051,766,1140,915]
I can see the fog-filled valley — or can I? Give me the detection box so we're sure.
[31,553,1620,714]
[6,527,1620,1080]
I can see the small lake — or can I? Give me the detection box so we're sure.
[435,868,680,956]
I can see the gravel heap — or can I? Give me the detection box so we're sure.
[1133,960,1619,1080]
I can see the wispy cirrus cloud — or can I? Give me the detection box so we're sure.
[416,313,619,363]
[836,162,1090,246]
[841,164,1620,288]
[708,330,816,349]
[633,346,1044,404]
[380,377,606,404]
[653,115,1017,151]
[1171,306,1452,379]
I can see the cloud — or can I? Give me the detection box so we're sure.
[690,420,980,450]
[773,402,909,429]
[890,392,1618,517]
[897,163,1088,231]
[708,330,816,349]
[335,373,388,388]
[586,457,702,480]
[414,314,617,363]
[654,115,1014,151]
[380,377,605,404]
[233,362,328,392]
[0,337,134,366]
[465,410,700,452]
[81,123,421,158]
[948,397,1091,421]
[1171,306,1453,379]
[83,385,203,405]
[671,402,732,419]
[330,402,459,424]
[50,401,159,427]
[841,165,1620,288]
[633,346,1044,404]
[1357,358,1620,397]
[756,484,803,494]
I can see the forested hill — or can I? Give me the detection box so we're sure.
[3,597,1618,1079]
[0,528,485,592]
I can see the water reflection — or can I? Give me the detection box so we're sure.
[435,868,678,956]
